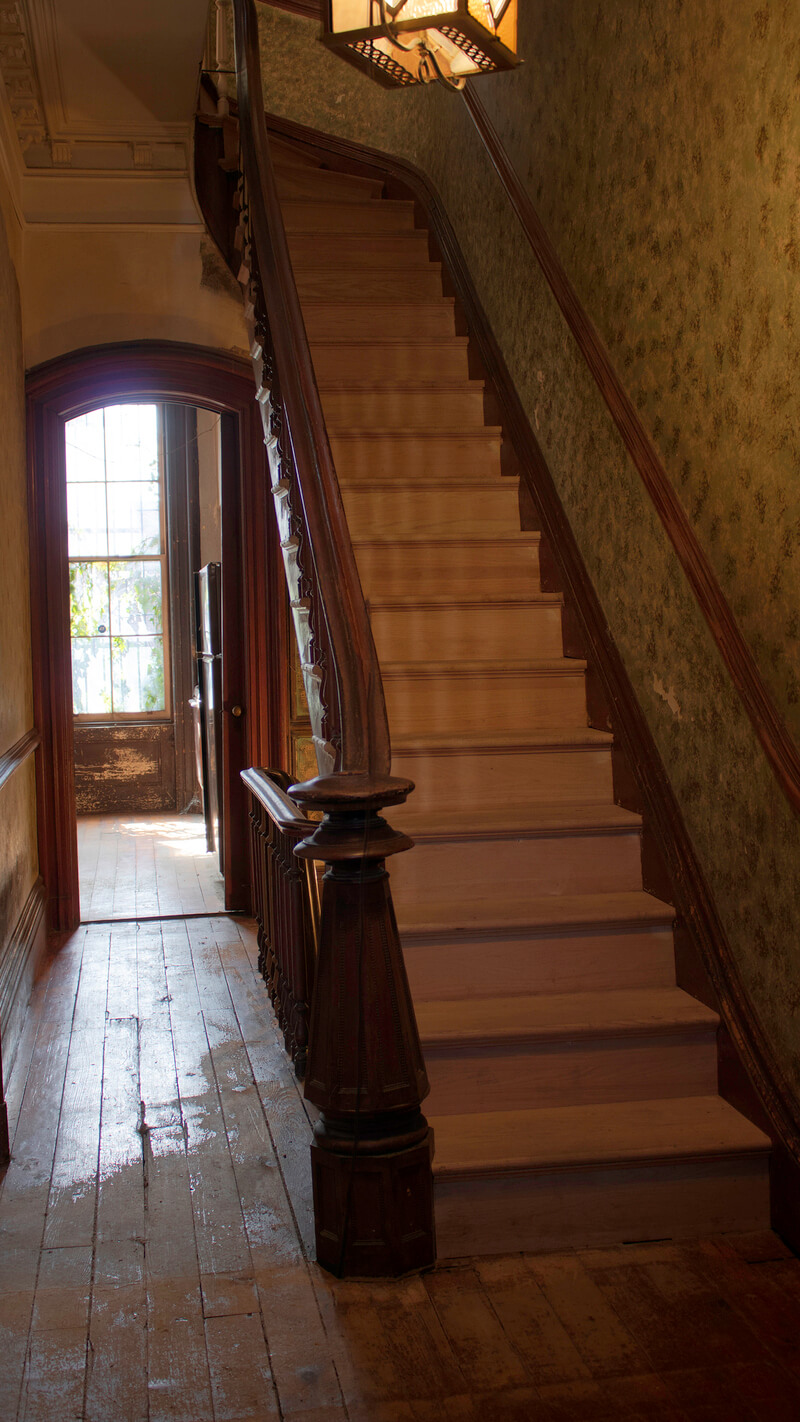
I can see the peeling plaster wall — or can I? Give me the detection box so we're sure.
[257,5,800,1105]
[0,167,39,1051]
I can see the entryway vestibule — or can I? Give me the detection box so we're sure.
[27,341,288,932]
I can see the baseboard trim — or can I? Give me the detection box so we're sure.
[0,876,48,1127]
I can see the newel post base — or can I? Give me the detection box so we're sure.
[291,773,436,1278]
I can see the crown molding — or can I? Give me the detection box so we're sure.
[0,1,46,154]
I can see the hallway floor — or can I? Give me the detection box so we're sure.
[78,813,225,922]
[3,911,800,1419]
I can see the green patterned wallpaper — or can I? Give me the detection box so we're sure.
[256,5,800,1109]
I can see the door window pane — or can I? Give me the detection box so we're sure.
[68,482,109,558]
[103,405,159,483]
[109,560,163,636]
[107,481,161,556]
[70,562,110,635]
[65,409,106,483]
[112,636,165,713]
[72,637,113,715]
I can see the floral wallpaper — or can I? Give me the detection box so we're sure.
[256,5,800,1107]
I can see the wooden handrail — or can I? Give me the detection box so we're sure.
[242,766,314,834]
[462,83,800,819]
[230,0,434,1276]
[233,0,390,780]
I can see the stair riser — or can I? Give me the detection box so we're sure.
[384,670,588,736]
[276,169,382,202]
[371,604,563,664]
[391,745,613,812]
[355,541,540,598]
[282,199,415,232]
[321,387,484,428]
[434,1157,770,1258]
[390,831,644,904]
[423,1029,718,1116]
[297,268,443,302]
[303,302,455,340]
[332,436,502,483]
[311,340,469,384]
[292,234,432,267]
[341,486,520,539]
[403,926,676,999]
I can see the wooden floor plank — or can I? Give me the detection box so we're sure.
[78,812,224,923]
[4,845,800,1421]
[204,1311,278,1420]
[42,927,110,1250]
[525,1252,650,1380]
[94,1014,145,1287]
[84,1282,148,1422]
[423,1265,530,1393]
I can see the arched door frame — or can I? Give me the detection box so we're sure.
[27,340,286,933]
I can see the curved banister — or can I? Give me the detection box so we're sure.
[233,0,391,780]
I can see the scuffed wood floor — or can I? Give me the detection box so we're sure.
[78,813,225,922]
[2,915,800,1421]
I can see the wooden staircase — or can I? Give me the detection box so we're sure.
[273,138,771,1256]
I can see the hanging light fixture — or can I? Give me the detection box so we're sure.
[324,1,518,91]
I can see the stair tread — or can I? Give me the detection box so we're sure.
[399,888,675,937]
[397,801,641,839]
[320,380,477,392]
[371,594,562,609]
[353,532,541,546]
[311,337,469,348]
[416,987,717,1048]
[332,428,502,441]
[393,727,613,751]
[431,1096,771,1177]
[385,655,584,672]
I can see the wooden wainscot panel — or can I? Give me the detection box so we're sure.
[74,723,176,814]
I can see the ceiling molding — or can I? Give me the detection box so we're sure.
[0,1,47,153]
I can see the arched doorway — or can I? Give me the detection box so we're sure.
[27,341,287,932]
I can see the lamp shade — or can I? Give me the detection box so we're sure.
[325,1,518,89]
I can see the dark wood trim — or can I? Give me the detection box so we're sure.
[219,411,250,910]
[0,875,48,1162]
[264,0,322,16]
[460,84,800,821]
[0,728,40,795]
[164,403,201,815]
[262,114,800,1187]
[26,341,287,931]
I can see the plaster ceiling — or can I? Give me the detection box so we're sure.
[30,0,211,139]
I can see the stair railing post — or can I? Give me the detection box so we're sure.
[293,771,435,1278]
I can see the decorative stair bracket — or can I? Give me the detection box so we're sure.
[232,0,435,1276]
[293,772,435,1277]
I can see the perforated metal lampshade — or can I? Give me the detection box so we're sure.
[324,0,518,89]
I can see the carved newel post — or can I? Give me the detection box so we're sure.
[291,771,435,1277]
